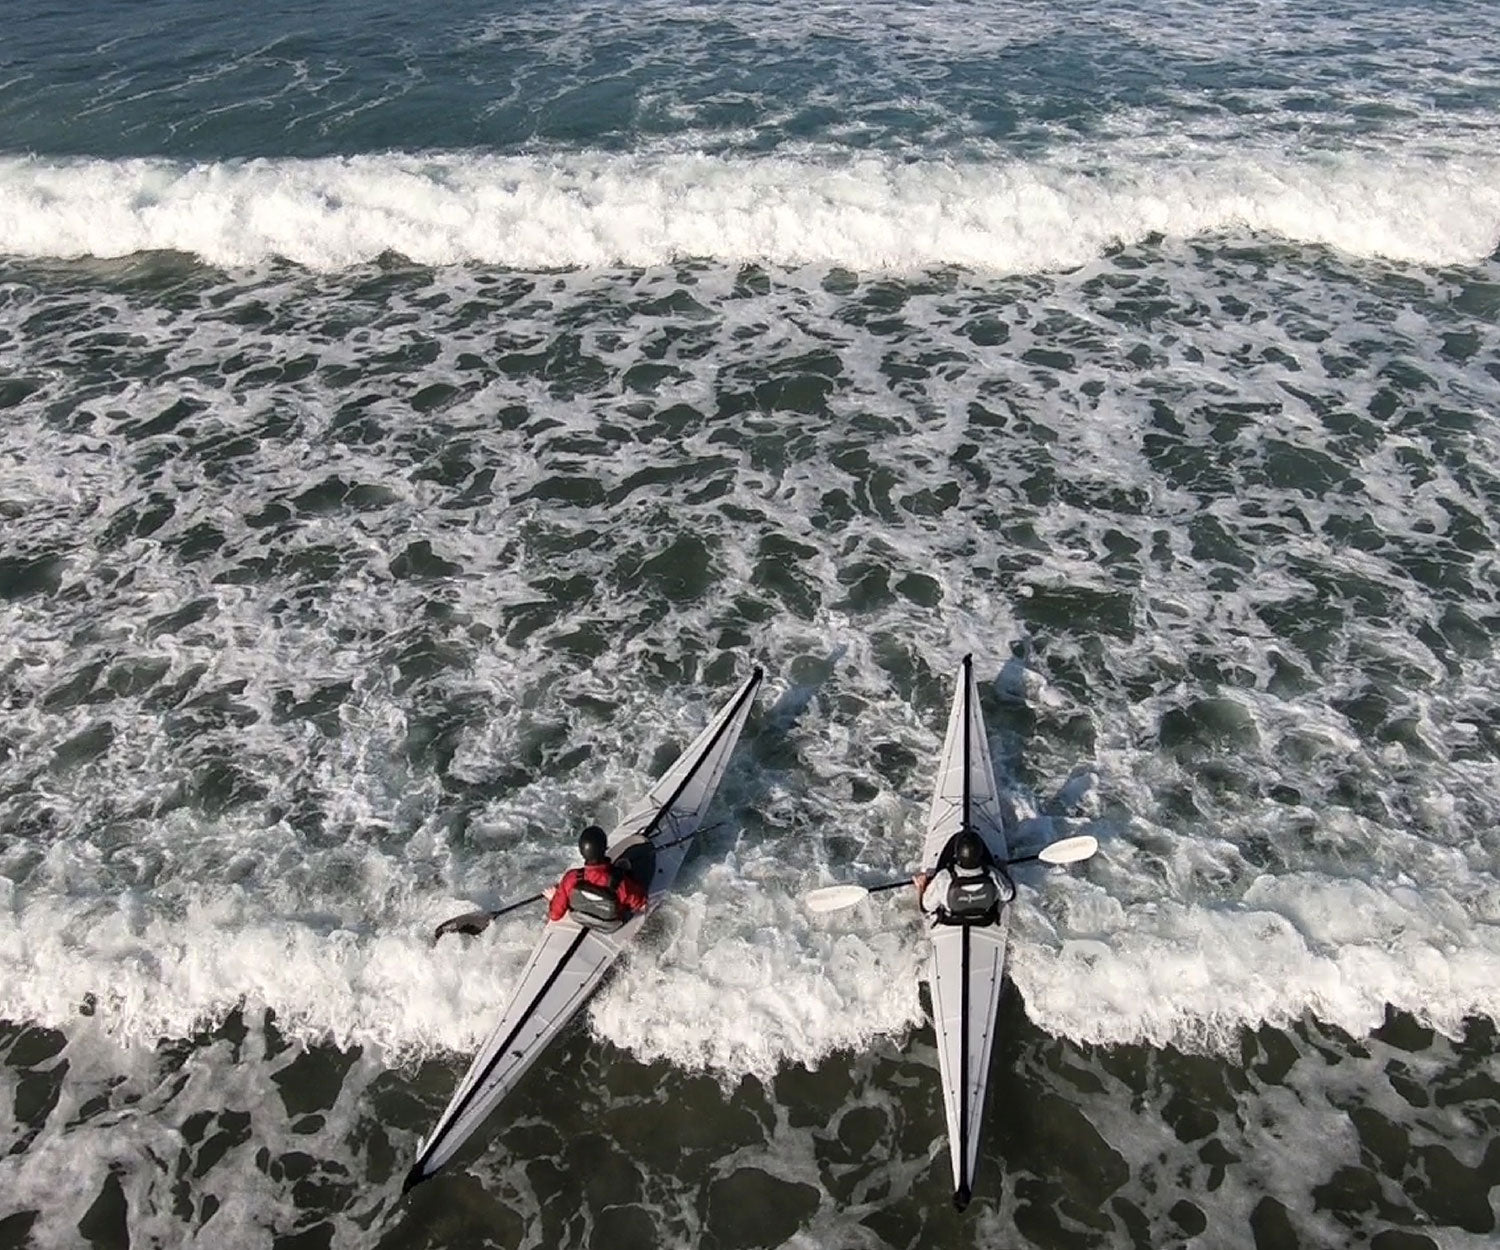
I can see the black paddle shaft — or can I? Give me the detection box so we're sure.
[858,847,1049,898]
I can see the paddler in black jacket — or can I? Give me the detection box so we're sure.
[912,831,1015,923]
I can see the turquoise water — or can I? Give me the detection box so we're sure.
[2,1,1498,1246]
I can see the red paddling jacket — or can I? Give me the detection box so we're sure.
[548,861,649,923]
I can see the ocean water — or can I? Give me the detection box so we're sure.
[2,0,1499,1246]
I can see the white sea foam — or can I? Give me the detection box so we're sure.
[2,149,1497,273]
[1009,873,1500,1051]
[2,223,1499,1071]
[5,836,1498,1072]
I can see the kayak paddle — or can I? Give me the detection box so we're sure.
[803,834,1099,914]
[432,894,545,942]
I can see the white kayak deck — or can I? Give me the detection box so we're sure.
[406,668,762,1188]
[922,654,1011,1210]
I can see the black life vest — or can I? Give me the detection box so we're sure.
[942,867,999,925]
[569,868,623,924]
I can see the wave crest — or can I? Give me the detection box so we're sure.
[3,150,1497,272]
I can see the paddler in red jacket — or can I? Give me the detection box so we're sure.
[543,825,649,924]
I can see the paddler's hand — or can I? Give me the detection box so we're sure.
[912,873,928,897]
[542,887,556,901]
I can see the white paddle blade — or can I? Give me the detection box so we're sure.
[804,884,872,914]
[1037,835,1099,865]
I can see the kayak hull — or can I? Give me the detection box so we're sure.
[406,667,762,1188]
[927,918,1008,1209]
[922,655,1010,1209]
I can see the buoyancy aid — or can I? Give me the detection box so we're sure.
[944,864,1000,921]
[568,862,625,923]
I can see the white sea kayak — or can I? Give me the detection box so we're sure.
[921,654,1010,1211]
[404,667,763,1190]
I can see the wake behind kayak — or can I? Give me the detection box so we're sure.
[404,668,763,1191]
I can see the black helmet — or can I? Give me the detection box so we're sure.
[954,832,987,870]
[578,825,609,863]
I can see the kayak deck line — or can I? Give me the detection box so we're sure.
[956,921,972,1212]
[957,655,973,1211]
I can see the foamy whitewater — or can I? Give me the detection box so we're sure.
[4,149,1499,271]
[2,0,1499,1247]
